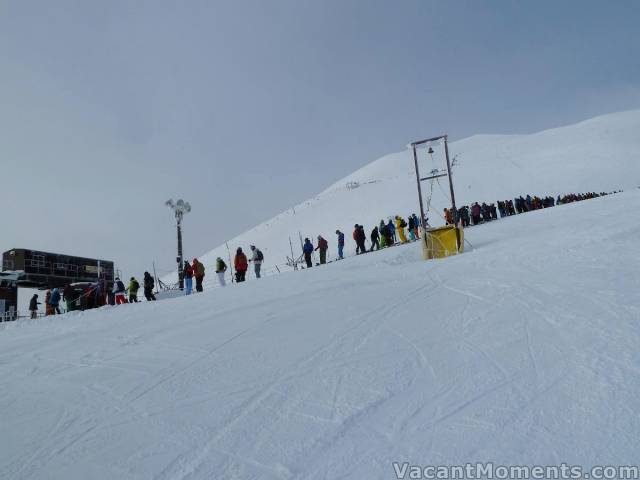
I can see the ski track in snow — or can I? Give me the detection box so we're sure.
[1,190,640,478]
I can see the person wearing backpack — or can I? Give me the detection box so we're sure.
[113,277,128,305]
[315,235,328,264]
[234,248,248,282]
[128,277,140,303]
[183,260,194,295]
[49,287,62,314]
[143,272,156,301]
[353,224,366,254]
[215,257,227,286]
[335,230,344,259]
[387,219,396,243]
[192,258,205,292]
[249,245,264,278]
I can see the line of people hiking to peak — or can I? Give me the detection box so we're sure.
[447,191,617,227]
[300,213,422,268]
[107,189,621,307]
[199,191,619,289]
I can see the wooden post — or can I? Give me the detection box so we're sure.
[225,242,234,283]
[412,143,427,229]
[152,261,159,294]
[443,136,461,252]
[289,237,297,271]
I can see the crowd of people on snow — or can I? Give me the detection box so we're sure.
[178,245,264,292]
[300,191,618,269]
[28,271,158,318]
[448,191,616,227]
[25,190,619,318]
[301,214,422,268]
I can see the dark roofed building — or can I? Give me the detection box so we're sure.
[1,249,115,319]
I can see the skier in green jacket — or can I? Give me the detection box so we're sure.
[128,277,140,303]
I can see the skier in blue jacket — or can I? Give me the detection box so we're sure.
[49,288,61,315]
[303,238,314,268]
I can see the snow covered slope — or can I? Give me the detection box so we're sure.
[170,110,640,288]
[1,190,639,479]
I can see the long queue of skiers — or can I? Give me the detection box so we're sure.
[446,191,616,227]
[162,190,622,295]
[301,214,422,268]
[27,190,620,316]
[298,191,618,269]
[178,217,421,292]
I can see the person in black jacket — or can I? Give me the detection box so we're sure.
[183,261,193,295]
[63,284,77,312]
[29,294,40,319]
[143,272,156,301]
[382,222,394,247]
[370,226,380,251]
[356,225,367,254]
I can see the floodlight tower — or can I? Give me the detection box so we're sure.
[165,199,191,290]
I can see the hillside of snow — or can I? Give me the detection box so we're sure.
[1,190,639,479]
[167,110,640,288]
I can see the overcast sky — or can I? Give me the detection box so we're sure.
[2,0,639,278]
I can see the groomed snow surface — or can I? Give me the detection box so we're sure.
[2,190,639,479]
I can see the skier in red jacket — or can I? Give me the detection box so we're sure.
[315,235,328,264]
[192,258,205,292]
[234,248,248,282]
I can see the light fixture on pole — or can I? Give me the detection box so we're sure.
[165,198,191,290]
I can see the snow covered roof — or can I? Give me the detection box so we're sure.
[0,271,23,282]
